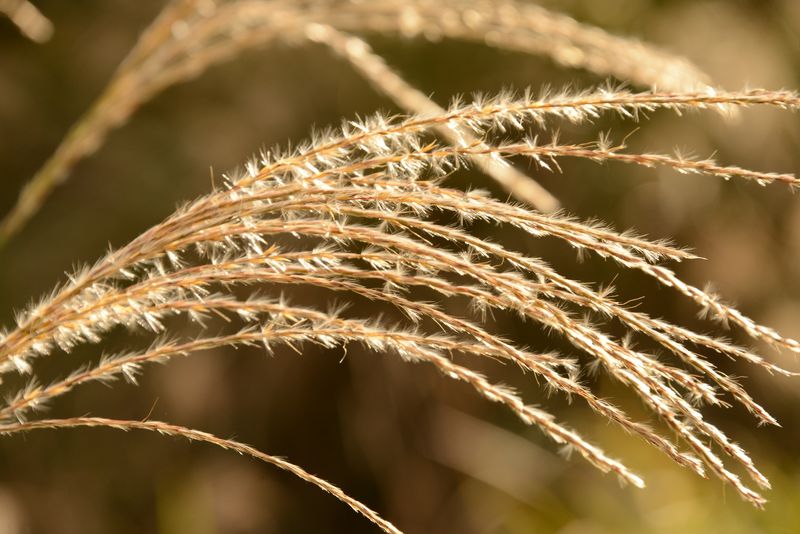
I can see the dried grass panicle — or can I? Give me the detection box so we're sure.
[0,0,716,244]
[2,1,800,529]
[2,87,799,514]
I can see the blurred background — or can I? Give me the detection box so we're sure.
[1,0,799,532]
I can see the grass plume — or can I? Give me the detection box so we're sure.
[1,1,799,530]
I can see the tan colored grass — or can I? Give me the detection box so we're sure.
[1,0,799,527]
[0,0,714,244]
[0,417,402,534]
[0,0,52,43]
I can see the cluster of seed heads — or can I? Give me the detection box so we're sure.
[1,2,799,532]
